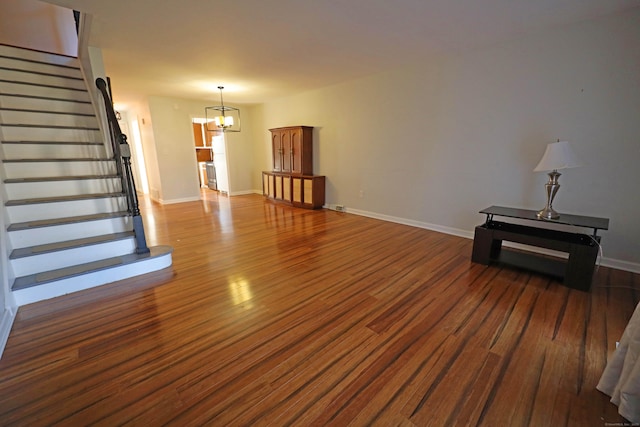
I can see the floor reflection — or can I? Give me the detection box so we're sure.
[228,276,254,309]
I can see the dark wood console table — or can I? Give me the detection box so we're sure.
[471,206,609,291]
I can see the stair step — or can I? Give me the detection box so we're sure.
[0,107,95,117]
[8,211,129,231]
[6,196,127,223]
[2,140,103,146]
[6,192,124,207]
[1,123,99,130]
[5,174,119,183]
[0,81,91,102]
[0,109,99,128]
[0,68,86,90]
[12,245,173,292]
[0,64,83,81]
[10,233,138,277]
[0,78,87,93]
[1,141,107,159]
[0,56,82,77]
[3,159,116,179]
[5,176,122,200]
[0,44,80,67]
[3,157,110,162]
[1,126,102,144]
[0,92,92,107]
[10,232,135,259]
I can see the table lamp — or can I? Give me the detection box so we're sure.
[533,140,581,219]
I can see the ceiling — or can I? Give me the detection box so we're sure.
[46,0,640,107]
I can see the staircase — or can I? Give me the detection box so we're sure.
[0,44,172,306]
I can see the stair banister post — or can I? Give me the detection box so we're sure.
[95,78,150,255]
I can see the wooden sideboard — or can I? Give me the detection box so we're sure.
[262,172,325,209]
[263,126,325,209]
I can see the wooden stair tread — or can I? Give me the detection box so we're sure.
[3,157,111,163]
[0,78,88,92]
[8,211,130,231]
[11,245,173,291]
[2,140,103,146]
[0,49,81,69]
[10,232,135,259]
[1,123,99,130]
[0,107,95,116]
[4,174,119,183]
[6,192,125,206]
[0,92,91,104]
[0,65,84,80]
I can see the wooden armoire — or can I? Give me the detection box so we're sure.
[262,126,325,209]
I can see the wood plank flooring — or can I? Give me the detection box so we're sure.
[0,192,638,426]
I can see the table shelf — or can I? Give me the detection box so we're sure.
[472,206,608,291]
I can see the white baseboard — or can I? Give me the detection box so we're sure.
[229,189,261,196]
[159,196,201,205]
[0,307,17,360]
[341,207,640,275]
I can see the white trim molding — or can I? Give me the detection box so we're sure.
[0,307,17,360]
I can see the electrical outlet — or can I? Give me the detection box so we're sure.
[335,205,345,212]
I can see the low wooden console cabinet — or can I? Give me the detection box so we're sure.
[262,172,325,209]
[471,206,609,291]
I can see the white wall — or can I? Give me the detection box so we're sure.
[0,0,77,56]
[254,9,640,270]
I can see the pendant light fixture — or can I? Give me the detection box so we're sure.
[205,86,241,132]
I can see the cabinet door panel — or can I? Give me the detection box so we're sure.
[275,175,283,199]
[283,176,291,201]
[281,130,292,173]
[292,177,302,203]
[290,127,302,174]
[303,179,313,204]
[268,174,275,198]
[272,132,282,172]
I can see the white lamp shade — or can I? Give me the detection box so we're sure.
[214,116,234,128]
[533,141,581,172]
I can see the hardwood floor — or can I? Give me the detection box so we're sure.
[1,192,638,426]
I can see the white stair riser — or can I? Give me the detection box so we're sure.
[1,125,101,142]
[9,216,133,248]
[0,57,83,79]
[0,45,80,68]
[0,81,90,102]
[6,178,122,199]
[3,160,116,178]
[8,197,127,223]
[11,238,137,276]
[0,110,99,128]
[0,69,86,90]
[2,142,106,159]
[12,253,173,307]
[0,95,95,115]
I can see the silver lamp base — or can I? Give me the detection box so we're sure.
[537,206,559,220]
[537,170,561,220]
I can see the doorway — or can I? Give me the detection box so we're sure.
[191,119,229,195]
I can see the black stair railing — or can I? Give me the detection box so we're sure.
[95,77,150,254]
